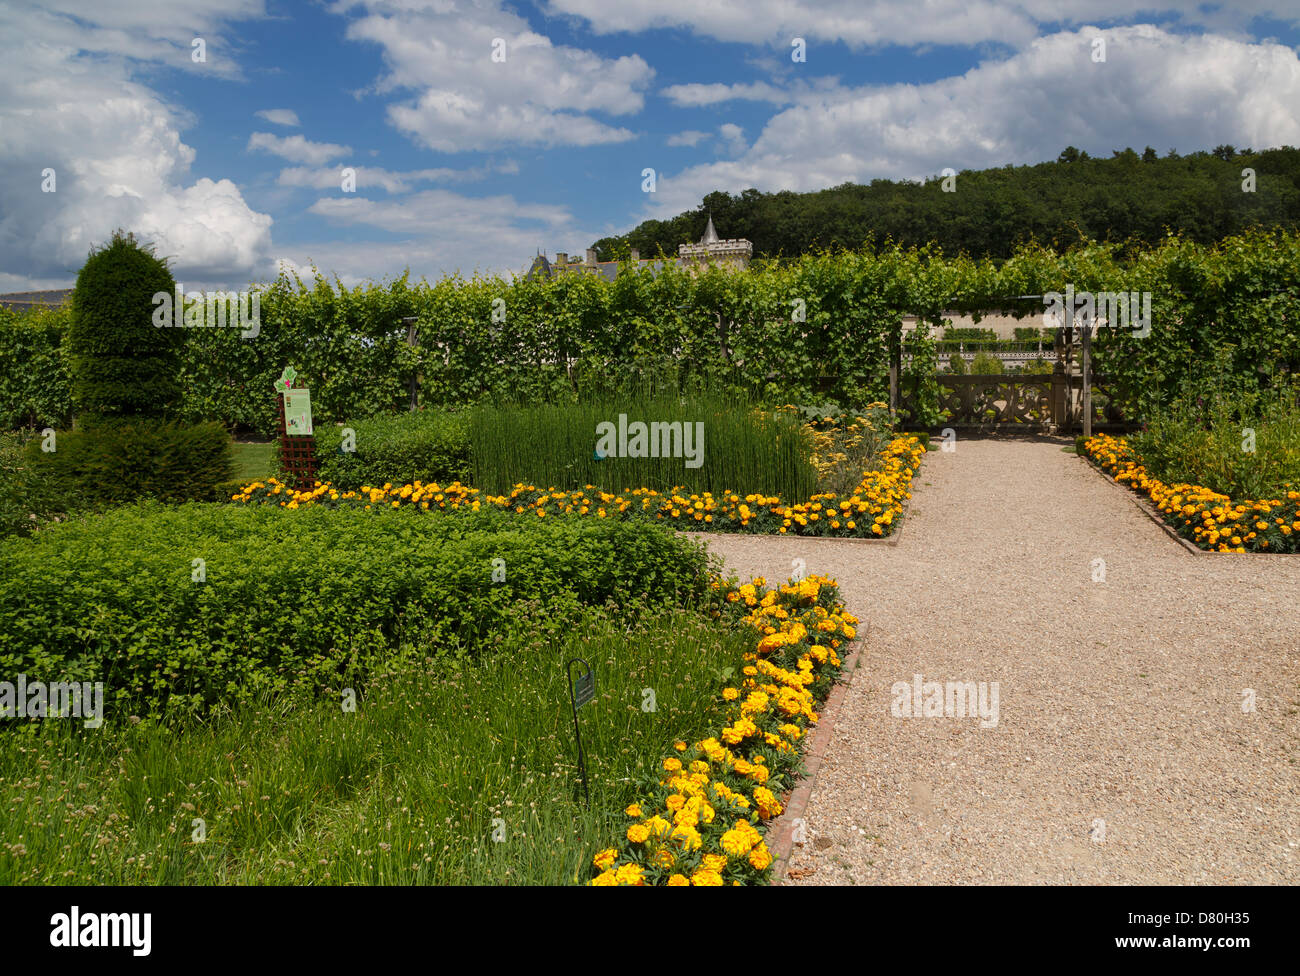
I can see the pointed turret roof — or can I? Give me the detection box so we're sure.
[700,213,719,245]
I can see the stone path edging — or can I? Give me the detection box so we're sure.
[766,624,867,884]
[1076,454,1207,556]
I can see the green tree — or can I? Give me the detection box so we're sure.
[67,229,182,425]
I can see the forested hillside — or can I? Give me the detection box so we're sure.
[593,146,1300,261]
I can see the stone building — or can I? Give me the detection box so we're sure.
[525,215,752,280]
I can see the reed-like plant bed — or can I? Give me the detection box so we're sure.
[467,395,819,500]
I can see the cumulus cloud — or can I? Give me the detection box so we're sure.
[547,0,1300,49]
[337,0,652,151]
[662,82,792,107]
[247,132,352,165]
[255,108,301,126]
[270,189,591,284]
[0,1,273,286]
[718,123,747,156]
[277,161,516,193]
[640,26,1300,216]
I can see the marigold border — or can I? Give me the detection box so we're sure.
[765,622,868,883]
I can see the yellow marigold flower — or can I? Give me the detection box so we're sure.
[626,823,650,844]
[615,863,646,886]
[662,757,683,772]
[667,874,690,886]
[748,842,773,871]
[690,869,724,886]
[625,802,643,818]
[590,869,618,886]
[592,848,618,870]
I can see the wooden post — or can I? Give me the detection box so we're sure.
[1081,320,1092,439]
[888,327,901,419]
[402,316,419,412]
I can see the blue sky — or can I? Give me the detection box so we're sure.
[2,1,1299,291]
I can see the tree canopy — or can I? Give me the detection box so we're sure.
[591,146,1300,262]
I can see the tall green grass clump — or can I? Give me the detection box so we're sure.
[468,394,818,497]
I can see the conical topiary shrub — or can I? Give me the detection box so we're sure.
[66,229,182,426]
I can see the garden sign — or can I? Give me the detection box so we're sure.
[275,365,318,490]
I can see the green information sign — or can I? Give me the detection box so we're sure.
[284,388,313,435]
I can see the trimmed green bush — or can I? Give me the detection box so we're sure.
[67,230,182,424]
[312,409,471,491]
[0,503,714,717]
[27,421,233,507]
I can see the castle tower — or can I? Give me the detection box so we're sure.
[678,214,752,271]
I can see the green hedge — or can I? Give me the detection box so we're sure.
[0,430,70,537]
[0,504,713,717]
[5,230,1299,434]
[26,421,233,507]
[312,409,471,491]
[0,305,72,429]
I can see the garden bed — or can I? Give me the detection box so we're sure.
[588,574,859,886]
[232,434,925,540]
[1081,434,1300,553]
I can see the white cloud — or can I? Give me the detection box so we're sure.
[337,0,653,151]
[640,26,1300,216]
[271,189,592,284]
[547,0,1300,49]
[0,1,273,286]
[277,161,515,193]
[248,132,352,165]
[667,130,710,147]
[255,108,301,127]
[662,82,791,107]
[718,123,747,156]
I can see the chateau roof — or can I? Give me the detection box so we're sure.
[0,288,73,310]
[700,214,719,245]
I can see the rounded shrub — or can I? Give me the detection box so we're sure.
[67,229,182,425]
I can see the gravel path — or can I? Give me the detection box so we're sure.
[699,437,1300,884]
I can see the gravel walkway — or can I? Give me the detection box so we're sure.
[700,437,1300,884]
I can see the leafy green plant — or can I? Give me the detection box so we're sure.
[0,504,715,717]
[0,599,751,885]
[1130,366,1300,499]
[312,409,471,490]
[0,430,69,537]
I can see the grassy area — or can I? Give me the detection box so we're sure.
[0,602,749,885]
[232,441,276,481]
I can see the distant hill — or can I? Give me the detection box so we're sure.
[593,146,1300,262]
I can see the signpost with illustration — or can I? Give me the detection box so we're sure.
[275,365,317,490]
